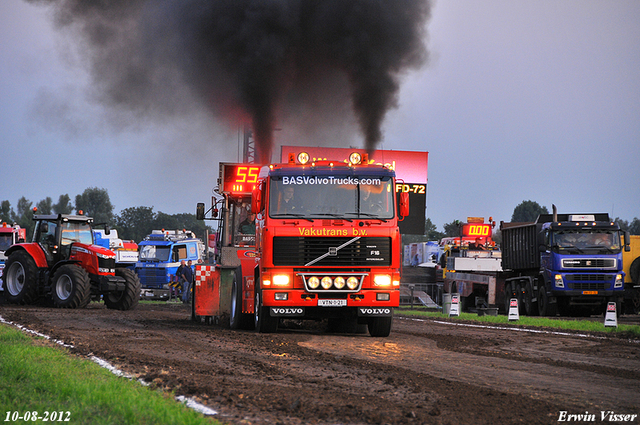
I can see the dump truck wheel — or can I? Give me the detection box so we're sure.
[3,251,39,305]
[104,268,141,311]
[524,281,538,316]
[537,286,557,317]
[254,290,278,333]
[368,317,392,337]
[52,264,92,309]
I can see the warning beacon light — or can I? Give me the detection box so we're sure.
[297,152,310,165]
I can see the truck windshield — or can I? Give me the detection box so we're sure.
[60,222,94,246]
[139,245,171,262]
[269,175,395,220]
[551,230,621,253]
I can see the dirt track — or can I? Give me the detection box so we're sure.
[1,302,639,425]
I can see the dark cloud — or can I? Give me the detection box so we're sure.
[28,0,431,162]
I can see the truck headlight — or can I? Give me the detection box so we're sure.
[346,277,359,290]
[554,274,564,288]
[614,274,623,288]
[273,274,290,287]
[373,275,392,287]
[321,276,333,289]
[308,276,320,289]
[334,276,345,289]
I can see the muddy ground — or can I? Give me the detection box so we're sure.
[1,302,639,425]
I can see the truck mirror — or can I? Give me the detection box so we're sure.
[251,187,262,214]
[399,192,409,218]
[40,222,48,234]
[539,244,547,252]
[104,225,111,236]
[196,203,205,220]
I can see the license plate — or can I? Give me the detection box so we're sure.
[318,299,347,307]
[582,291,598,295]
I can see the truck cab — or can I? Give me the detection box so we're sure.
[135,230,205,299]
[538,214,627,315]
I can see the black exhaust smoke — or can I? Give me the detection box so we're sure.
[29,0,431,162]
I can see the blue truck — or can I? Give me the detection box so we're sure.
[500,207,630,316]
[135,230,205,299]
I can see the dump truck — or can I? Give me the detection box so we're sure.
[500,207,629,316]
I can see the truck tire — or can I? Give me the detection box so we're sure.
[104,268,141,311]
[537,286,557,317]
[368,317,392,337]
[3,251,39,305]
[52,264,92,309]
[524,281,538,316]
[230,269,253,330]
[254,290,278,333]
[516,282,526,315]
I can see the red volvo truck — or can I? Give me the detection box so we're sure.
[194,152,409,336]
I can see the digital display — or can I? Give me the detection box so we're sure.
[462,223,491,237]
[220,164,262,195]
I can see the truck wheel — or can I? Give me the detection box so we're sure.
[368,317,392,337]
[254,290,278,333]
[537,286,557,317]
[516,283,526,315]
[104,268,141,311]
[230,269,253,330]
[52,264,92,309]
[3,251,39,305]
[523,281,538,316]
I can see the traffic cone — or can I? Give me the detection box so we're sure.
[604,302,617,328]
[508,298,519,321]
[449,294,460,317]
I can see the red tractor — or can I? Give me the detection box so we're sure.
[2,214,140,310]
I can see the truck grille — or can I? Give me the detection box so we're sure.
[562,258,616,268]
[136,268,168,289]
[566,274,611,290]
[273,237,391,267]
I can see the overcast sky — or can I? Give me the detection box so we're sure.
[1,0,639,232]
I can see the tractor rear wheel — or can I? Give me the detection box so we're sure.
[104,268,141,311]
[3,251,39,305]
[52,264,92,308]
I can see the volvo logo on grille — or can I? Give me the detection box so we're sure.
[358,308,392,316]
[271,307,304,316]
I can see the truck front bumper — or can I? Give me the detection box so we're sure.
[262,289,399,319]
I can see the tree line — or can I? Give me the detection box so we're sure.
[3,193,637,244]
[1,188,212,243]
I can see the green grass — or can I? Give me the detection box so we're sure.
[396,308,640,337]
[0,325,218,425]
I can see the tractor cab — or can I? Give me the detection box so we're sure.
[33,215,96,266]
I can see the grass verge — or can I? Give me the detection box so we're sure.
[396,308,640,337]
[0,324,218,425]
